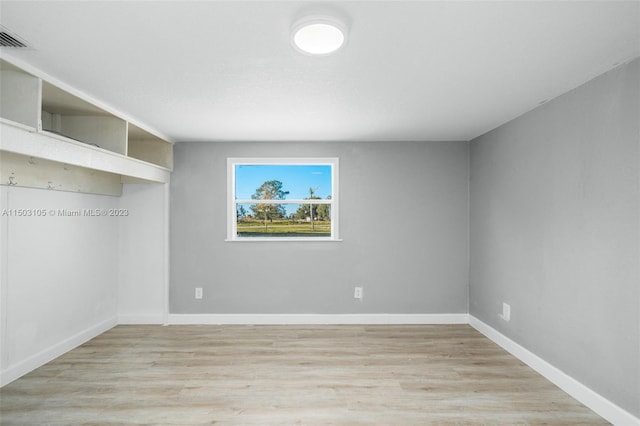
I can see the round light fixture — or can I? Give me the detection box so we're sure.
[292,18,346,55]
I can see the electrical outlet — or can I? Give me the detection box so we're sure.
[354,286,363,300]
[501,302,511,322]
[195,287,203,300]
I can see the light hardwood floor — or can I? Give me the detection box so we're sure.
[1,325,607,425]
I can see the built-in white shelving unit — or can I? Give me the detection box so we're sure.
[0,57,173,195]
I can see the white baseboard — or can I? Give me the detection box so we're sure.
[0,316,117,387]
[468,315,639,426]
[118,314,165,325]
[168,313,469,325]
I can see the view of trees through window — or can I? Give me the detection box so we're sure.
[233,163,334,238]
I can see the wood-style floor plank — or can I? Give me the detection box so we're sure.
[0,325,608,425]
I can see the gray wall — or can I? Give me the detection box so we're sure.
[470,58,639,416]
[171,141,469,314]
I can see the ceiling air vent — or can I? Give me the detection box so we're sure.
[0,26,29,48]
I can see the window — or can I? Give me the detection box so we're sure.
[227,158,339,241]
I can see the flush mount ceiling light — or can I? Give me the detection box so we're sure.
[292,17,346,55]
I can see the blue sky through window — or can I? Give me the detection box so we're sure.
[235,164,332,200]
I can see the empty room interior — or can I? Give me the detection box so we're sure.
[0,1,639,424]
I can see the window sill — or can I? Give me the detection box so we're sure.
[225,238,343,242]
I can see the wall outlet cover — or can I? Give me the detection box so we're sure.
[501,302,511,321]
[354,286,363,299]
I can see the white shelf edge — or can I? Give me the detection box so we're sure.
[0,122,170,183]
[40,130,172,172]
[0,117,36,133]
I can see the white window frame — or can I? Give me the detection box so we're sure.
[227,157,340,242]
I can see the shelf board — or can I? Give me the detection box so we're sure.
[1,122,170,184]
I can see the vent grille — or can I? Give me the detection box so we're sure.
[0,26,29,48]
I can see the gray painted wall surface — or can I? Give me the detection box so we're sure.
[171,141,469,314]
[470,58,639,416]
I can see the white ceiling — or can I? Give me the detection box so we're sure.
[1,1,638,143]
